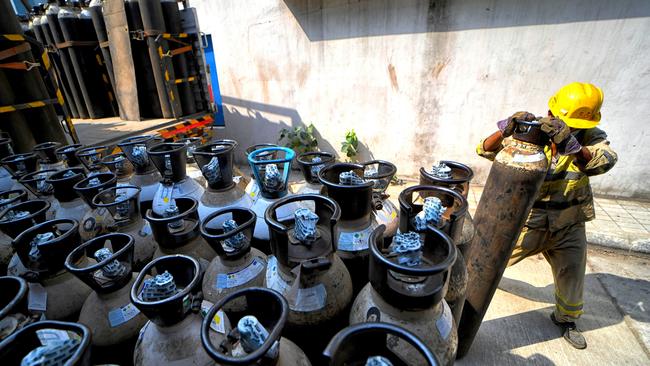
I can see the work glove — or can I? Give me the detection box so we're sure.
[540,117,582,155]
[497,111,536,137]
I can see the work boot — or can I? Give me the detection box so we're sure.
[551,313,587,349]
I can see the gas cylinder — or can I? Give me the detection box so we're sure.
[399,185,468,326]
[0,200,50,276]
[294,151,335,194]
[29,7,44,44]
[47,167,87,223]
[101,153,135,185]
[193,140,253,222]
[33,5,79,122]
[131,254,227,366]
[78,4,116,118]
[12,219,92,320]
[76,145,110,173]
[88,0,116,94]
[92,185,157,271]
[420,160,475,257]
[73,172,117,242]
[244,143,278,199]
[178,137,205,184]
[117,135,163,214]
[318,162,377,294]
[159,0,197,115]
[55,143,85,168]
[147,197,216,264]
[248,146,298,252]
[65,233,148,365]
[457,120,549,358]
[201,287,311,366]
[33,142,65,171]
[57,1,112,119]
[362,160,400,237]
[323,322,440,366]
[18,169,60,219]
[0,188,28,213]
[349,225,458,365]
[0,320,92,366]
[2,153,40,190]
[44,0,89,120]
[148,142,205,216]
[0,276,37,340]
[0,190,30,247]
[0,138,17,191]
[264,194,353,359]
[200,207,267,311]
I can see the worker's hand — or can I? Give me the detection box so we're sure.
[497,111,536,137]
[539,117,571,144]
[540,117,583,155]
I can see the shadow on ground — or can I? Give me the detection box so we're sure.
[500,274,650,324]
[457,260,650,365]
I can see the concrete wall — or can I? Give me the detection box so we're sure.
[193,0,650,198]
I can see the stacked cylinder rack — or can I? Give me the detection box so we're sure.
[0,0,69,152]
[0,0,213,154]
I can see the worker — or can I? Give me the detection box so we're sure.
[476,82,618,349]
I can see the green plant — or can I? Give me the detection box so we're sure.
[278,124,318,154]
[341,129,359,161]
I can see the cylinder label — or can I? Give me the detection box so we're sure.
[249,183,260,200]
[436,301,453,340]
[512,152,545,163]
[338,224,376,252]
[108,303,141,328]
[28,283,47,312]
[291,284,327,312]
[215,257,265,291]
[265,256,290,294]
[375,202,397,223]
[200,300,226,334]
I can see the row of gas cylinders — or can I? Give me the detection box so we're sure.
[24,0,205,121]
[26,0,118,120]
[0,135,476,365]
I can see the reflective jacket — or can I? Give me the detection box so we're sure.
[477,127,617,231]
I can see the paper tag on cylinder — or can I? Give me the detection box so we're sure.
[28,283,47,312]
[291,284,326,312]
[512,152,546,163]
[108,303,141,328]
[249,184,259,199]
[338,224,375,252]
[436,301,453,340]
[265,256,290,294]
[200,300,226,334]
[215,257,265,291]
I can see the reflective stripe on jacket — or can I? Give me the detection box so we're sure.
[476,127,617,231]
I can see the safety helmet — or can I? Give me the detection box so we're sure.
[548,82,604,129]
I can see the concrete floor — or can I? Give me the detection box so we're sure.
[456,247,650,365]
[72,117,177,146]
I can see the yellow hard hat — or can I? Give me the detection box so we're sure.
[548,82,604,129]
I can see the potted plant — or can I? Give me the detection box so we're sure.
[341,129,359,162]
